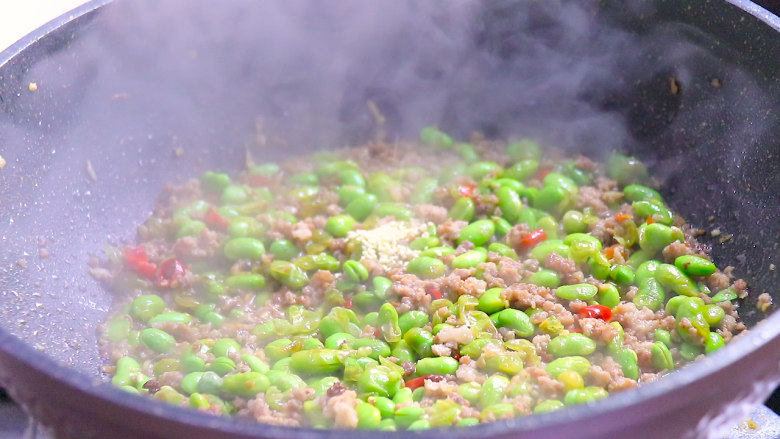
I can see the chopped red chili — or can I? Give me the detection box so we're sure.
[520,228,547,249]
[457,182,476,198]
[248,174,274,187]
[578,304,612,321]
[343,297,353,310]
[535,167,552,181]
[405,374,444,390]
[157,258,187,288]
[123,247,157,279]
[204,207,230,230]
[425,285,443,300]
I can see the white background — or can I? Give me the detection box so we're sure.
[0,0,90,53]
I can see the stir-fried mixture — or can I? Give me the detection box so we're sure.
[94,129,750,429]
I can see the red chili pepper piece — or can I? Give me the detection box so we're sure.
[425,285,443,300]
[344,297,353,310]
[248,174,274,187]
[520,228,547,249]
[457,182,476,198]
[405,374,444,390]
[569,328,583,333]
[157,258,187,288]
[578,304,612,321]
[123,247,157,279]
[204,207,230,230]
[535,167,552,181]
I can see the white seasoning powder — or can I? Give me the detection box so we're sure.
[347,220,432,270]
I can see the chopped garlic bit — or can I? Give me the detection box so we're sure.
[348,220,431,270]
[28,82,38,91]
[0,154,6,169]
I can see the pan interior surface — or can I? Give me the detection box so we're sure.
[0,0,778,437]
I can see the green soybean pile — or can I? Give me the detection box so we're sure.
[97,128,750,429]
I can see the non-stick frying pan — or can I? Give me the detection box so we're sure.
[0,1,779,438]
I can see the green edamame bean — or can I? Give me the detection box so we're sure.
[130,294,165,321]
[356,401,382,429]
[338,185,366,206]
[378,303,402,343]
[533,184,571,215]
[201,171,230,192]
[497,186,523,223]
[225,273,266,291]
[488,242,517,259]
[269,239,299,261]
[269,260,309,289]
[353,338,392,360]
[222,185,250,205]
[326,215,356,238]
[633,278,665,311]
[221,371,270,397]
[477,288,507,315]
[458,220,495,246]
[480,403,515,421]
[611,347,639,380]
[562,210,588,234]
[528,269,561,288]
[534,399,565,414]
[546,356,591,378]
[394,405,424,429]
[140,328,175,353]
[420,246,455,258]
[484,353,524,375]
[290,349,346,374]
[703,304,725,326]
[358,365,402,398]
[679,342,703,360]
[154,386,186,405]
[407,256,446,279]
[212,338,241,357]
[409,178,438,205]
[596,283,621,308]
[404,328,434,357]
[368,396,396,419]
[148,312,192,325]
[654,329,673,348]
[624,184,662,202]
[398,310,429,335]
[196,371,223,395]
[452,250,488,269]
[346,193,378,221]
[112,356,141,387]
[456,417,480,427]
[177,220,206,238]
[495,178,525,193]
[458,382,481,405]
[705,332,725,354]
[493,309,534,337]
[339,169,366,187]
[554,283,598,301]
[241,354,270,374]
[610,264,635,285]
[181,372,204,395]
[635,260,661,283]
[374,203,413,220]
[606,152,648,186]
[449,197,476,222]
[655,263,699,297]
[420,126,453,149]
[343,260,370,284]
[502,159,541,182]
[564,386,608,405]
[208,356,236,376]
[529,240,569,261]
[456,143,480,163]
[480,375,510,408]
[638,223,682,253]
[632,200,673,225]
[651,341,675,371]
[416,357,459,376]
[223,237,265,260]
[711,287,738,303]
[674,255,717,277]
[548,333,597,357]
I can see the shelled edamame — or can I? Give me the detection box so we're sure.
[96,127,754,430]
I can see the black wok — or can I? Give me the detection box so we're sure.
[0,1,779,438]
